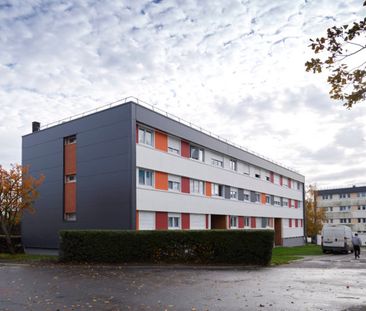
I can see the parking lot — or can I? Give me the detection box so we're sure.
[1,252,366,311]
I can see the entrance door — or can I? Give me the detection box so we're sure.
[211,215,227,229]
[274,218,282,246]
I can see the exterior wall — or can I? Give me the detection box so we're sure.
[22,103,136,248]
[283,236,305,247]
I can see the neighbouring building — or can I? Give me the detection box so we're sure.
[22,99,305,249]
[318,185,366,233]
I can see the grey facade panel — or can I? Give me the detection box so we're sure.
[238,189,244,201]
[283,236,305,247]
[134,104,304,182]
[224,186,231,199]
[250,191,256,203]
[22,103,135,249]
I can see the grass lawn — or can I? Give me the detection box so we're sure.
[271,244,323,265]
[0,253,58,263]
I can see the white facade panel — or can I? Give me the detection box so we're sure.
[137,145,303,200]
[139,211,155,230]
[190,214,206,229]
[137,187,304,219]
[283,227,304,238]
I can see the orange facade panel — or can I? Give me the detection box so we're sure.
[64,182,76,213]
[261,193,266,204]
[155,171,168,190]
[64,143,76,175]
[205,182,212,197]
[155,131,168,152]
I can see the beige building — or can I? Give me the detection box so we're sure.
[318,186,366,233]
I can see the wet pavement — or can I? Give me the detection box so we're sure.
[1,254,366,311]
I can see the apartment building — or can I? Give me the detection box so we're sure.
[318,185,366,232]
[22,99,305,249]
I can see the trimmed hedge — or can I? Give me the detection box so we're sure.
[59,229,274,265]
[0,236,23,253]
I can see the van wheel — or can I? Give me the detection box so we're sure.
[322,249,326,254]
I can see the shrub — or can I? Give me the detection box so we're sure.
[59,229,274,265]
[0,236,23,253]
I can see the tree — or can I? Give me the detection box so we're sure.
[305,184,326,240]
[305,2,366,108]
[0,164,44,254]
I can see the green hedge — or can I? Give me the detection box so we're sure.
[0,236,23,253]
[59,230,274,265]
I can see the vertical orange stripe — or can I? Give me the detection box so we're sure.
[64,183,76,213]
[155,171,168,190]
[205,182,212,196]
[155,131,168,152]
[261,193,266,204]
[64,143,76,175]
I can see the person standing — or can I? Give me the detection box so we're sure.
[352,233,362,259]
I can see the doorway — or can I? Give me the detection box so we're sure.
[211,215,227,229]
[274,218,282,246]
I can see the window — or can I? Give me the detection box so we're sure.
[168,213,181,229]
[282,177,288,187]
[242,163,250,175]
[64,135,76,144]
[168,175,181,192]
[255,192,261,203]
[340,193,351,198]
[190,146,204,161]
[138,127,153,146]
[138,169,153,186]
[230,159,237,171]
[243,190,250,201]
[64,213,76,221]
[230,216,238,229]
[190,179,204,195]
[283,199,288,207]
[244,217,250,227]
[290,200,295,208]
[274,196,281,206]
[255,173,261,178]
[265,195,271,204]
[330,219,333,223]
[211,158,224,167]
[329,207,333,212]
[261,218,268,228]
[339,206,350,211]
[358,192,366,197]
[168,136,180,155]
[273,174,280,185]
[230,188,238,200]
[65,174,76,183]
[212,183,224,197]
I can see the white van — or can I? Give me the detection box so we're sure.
[321,225,354,254]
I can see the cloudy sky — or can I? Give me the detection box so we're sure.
[1,0,366,188]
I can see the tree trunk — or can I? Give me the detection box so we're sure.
[0,220,15,254]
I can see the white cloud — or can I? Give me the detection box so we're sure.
[1,0,366,187]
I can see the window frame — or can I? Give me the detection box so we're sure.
[138,168,154,187]
[190,145,204,162]
[229,216,238,229]
[168,213,181,230]
[138,127,154,147]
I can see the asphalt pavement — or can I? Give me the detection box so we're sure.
[1,253,366,311]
